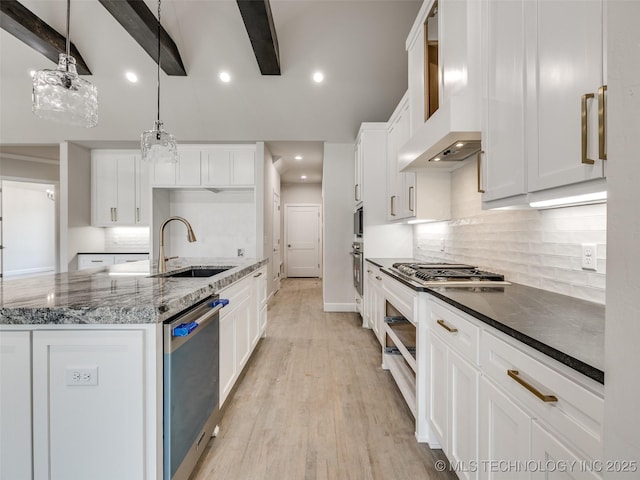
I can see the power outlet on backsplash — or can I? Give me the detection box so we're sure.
[237,248,245,257]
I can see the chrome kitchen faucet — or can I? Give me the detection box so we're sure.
[157,216,197,273]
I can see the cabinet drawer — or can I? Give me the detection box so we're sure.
[78,254,115,270]
[113,254,148,264]
[480,330,603,460]
[218,276,252,319]
[429,299,480,366]
[382,275,416,323]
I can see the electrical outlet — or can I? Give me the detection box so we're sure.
[65,366,98,386]
[581,243,597,270]
[237,248,245,257]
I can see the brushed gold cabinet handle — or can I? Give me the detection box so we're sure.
[581,93,596,165]
[507,369,558,403]
[598,85,607,160]
[436,319,458,333]
[375,276,382,281]
[354,184,358,201]
[477,151,485,193]
[136,207,140,222]
[390,195,397,216]
[408,186,415,212]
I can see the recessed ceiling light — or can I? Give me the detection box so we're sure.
[433,157,441,162]
[219,71,231,83]
[312,71,324,83]
[295,155,303,160]
[301,175,307,180]
[125,71,138,83]
[456,142,464,147]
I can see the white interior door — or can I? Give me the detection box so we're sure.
[285,204,321,278]
[272,191,281,290]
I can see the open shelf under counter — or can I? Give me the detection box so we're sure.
[383,352,417,418]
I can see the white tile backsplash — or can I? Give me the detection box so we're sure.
[104,227,150,252]
[413,161,607,304]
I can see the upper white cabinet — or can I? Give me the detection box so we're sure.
[400,0,482,170]
[150,145,256,188]
[202,146,255,187]
[354,135,364,205]
[91,151,148,226]
[387,93,451,223]
[481,0,607,205]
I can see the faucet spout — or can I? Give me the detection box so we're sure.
[157,216,197,273]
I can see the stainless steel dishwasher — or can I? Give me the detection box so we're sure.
[163,294,228,480]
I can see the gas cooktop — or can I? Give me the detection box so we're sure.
[390,262,509,286]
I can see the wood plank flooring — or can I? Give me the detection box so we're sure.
[191,278,457,480]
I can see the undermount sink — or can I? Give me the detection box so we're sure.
[161,267,231,278]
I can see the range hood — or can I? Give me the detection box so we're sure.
[398,93,482,172]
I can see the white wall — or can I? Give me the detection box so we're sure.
[262,143,281,298]
[604,1,640,473]
[281,183,322,205]
[413,160,607,304]
[0,158,59,183]
[166,189,256,258]
[322,142,355,311]
[1,181,55,276]
[60,142,105,272]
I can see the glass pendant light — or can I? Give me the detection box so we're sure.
[32,0,98,128]
[141,0,178,164]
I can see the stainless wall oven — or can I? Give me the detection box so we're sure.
[352,241,363,296]
[163,295,227,480]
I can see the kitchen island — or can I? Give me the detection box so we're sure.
[0,257,268,480]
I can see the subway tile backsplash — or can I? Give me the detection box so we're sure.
[104,226,150,252]
[413,161,606,304]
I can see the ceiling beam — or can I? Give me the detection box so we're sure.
[236,0,281,75]
[98,0,186,76]
[0,0,91,75]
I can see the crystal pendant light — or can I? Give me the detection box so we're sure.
[32,0,98,128]
[141,0,178,164]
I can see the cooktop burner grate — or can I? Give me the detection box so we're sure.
[391,262,506,284]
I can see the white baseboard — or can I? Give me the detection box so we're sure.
[3,266,55,278]
[323,303,357,312]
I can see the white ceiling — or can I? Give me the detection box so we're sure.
[0,0,420,183]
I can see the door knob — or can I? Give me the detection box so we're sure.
[288,244,291,247]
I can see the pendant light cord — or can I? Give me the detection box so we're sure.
[157,0,161,124]
[65,0,71,71]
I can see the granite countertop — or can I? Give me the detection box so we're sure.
[367,258,605,384]
[0,257,267,326]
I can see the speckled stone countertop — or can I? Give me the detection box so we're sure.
[0,258,267,326]
[367,258,605,384]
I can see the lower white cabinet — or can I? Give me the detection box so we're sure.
[427,300,480,480]
[0,331,32,480]
[219,266,268,406]
[1,326,159,480]
[77,253,148,271]
[364,262,384,344]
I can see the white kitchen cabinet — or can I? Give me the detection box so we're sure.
[354,134,364,205]
[134,155,150,225]
[91,151,137,226]
[387,92,417,221]
[427,299,480,480]
[364,262,384,345]
[31,327,158,480]
[481,0,607,206]
[218,270,261,406]
[202,146,256,187]
[150,147,202,186]
[253,266,268,340]
[479,376,531,480]
[78,253,148,271]
[0,331,32,480]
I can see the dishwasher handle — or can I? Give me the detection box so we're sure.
[171,299,228,338]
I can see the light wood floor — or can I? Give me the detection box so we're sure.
[191,278,457,480]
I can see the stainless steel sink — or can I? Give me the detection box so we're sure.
[161,267,231,278]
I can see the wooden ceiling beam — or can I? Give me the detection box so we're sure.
[0,0,91,75]
[236,0,281,75]
[98,0,186,76]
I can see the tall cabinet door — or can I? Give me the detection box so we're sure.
[481,0,528,201]
[528,0,605,191]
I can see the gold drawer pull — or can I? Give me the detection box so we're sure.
[581,93,596,165]
[507,369,558,403]
[436,319,458,333]
[598,85,607,160]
